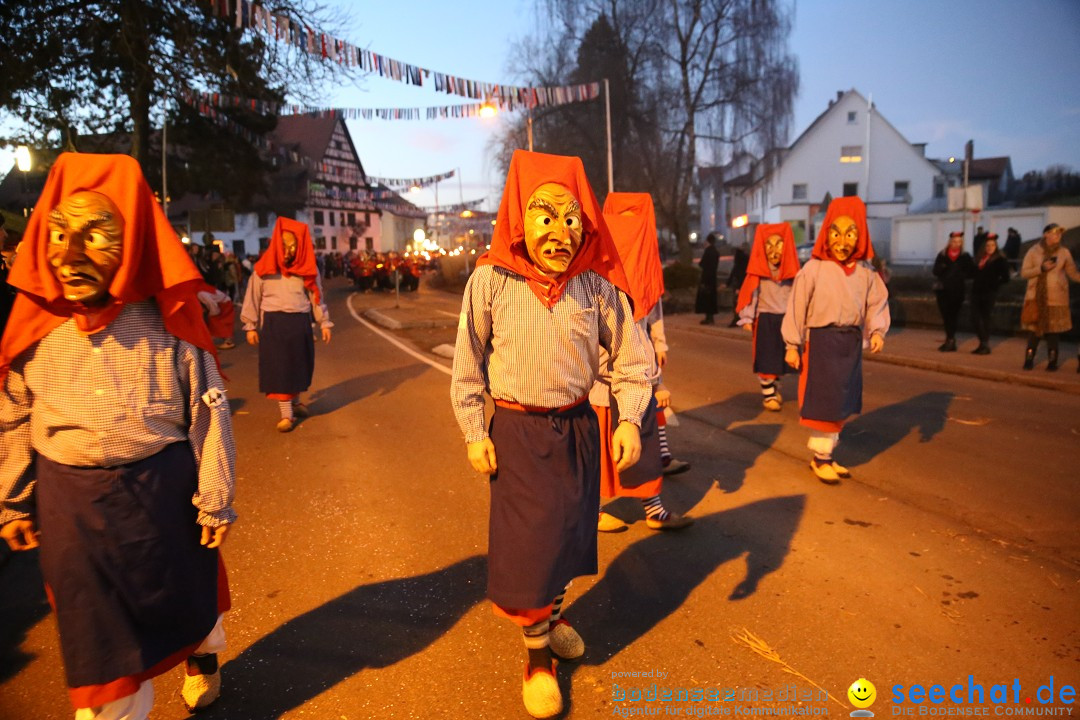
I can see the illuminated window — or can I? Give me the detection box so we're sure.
[840,145,863,163]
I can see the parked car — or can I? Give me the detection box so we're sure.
[796,242,815,264]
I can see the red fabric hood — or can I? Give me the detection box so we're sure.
[475,150,631,309]
[1,152,215,381]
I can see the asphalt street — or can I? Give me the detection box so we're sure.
[1,278,1077,719]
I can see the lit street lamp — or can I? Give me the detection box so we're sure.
[15,146,32,216]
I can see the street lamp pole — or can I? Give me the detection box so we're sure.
[604,78,613,195]
[162,117,168,216]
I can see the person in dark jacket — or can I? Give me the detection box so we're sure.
[1004,227,1022,271]
[970,233,1011,355]
[932,231,975,351]
[695,233,720,324]
[726,242,750,326]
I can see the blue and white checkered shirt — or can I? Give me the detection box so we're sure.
[451,265,653,444]
[0,301,237,527]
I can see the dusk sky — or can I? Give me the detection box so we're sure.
[326,0,1080,211]
[3,0,1078,211]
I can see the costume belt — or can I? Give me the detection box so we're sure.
[493,395,589,415]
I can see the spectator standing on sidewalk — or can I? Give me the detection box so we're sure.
[726,242,750,326]
[932,231,975,352]
[695,233,719,324]
[1004,227,1022,271]
[1019,223,1080,371]
[970,233,1011,355]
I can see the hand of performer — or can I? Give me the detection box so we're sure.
[611,420,642,472]
[654,387,672,409]
[655,349,668,369]
[200,524,230,549]
[869,334,885,353]
[0,519,40,551]
[785,346,801,370]
[467,438,498,475]
[1041,258,1057,273]
[321,326,332,344]
[246,330,259,345]
[741,323,753,333]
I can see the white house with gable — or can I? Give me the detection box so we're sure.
[740,89,942,256]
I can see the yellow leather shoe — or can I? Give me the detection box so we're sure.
[276,417,296,433]
[646,513,695,531]
[597,511,628,533]
[762,395,782,411]
[181,655,221,711]
[810,460,841,484]
[522,661,562,718]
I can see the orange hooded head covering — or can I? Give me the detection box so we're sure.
[602,192,663,321]
[253,217,321,305]
[0,153,216,381]
[736,222,800,314]
[812,196,875,273]
[475,150,631,308]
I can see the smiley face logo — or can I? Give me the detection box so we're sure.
[848,678,877,709]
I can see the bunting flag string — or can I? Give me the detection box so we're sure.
[368,170,456,190]
[182,87,587,122]
[199,0,602,109]
[420,197,487,214]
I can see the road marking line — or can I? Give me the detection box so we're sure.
[347,293,453,377]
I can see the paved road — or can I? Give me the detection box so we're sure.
[1,279,1077,719]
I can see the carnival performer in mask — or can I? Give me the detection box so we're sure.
[0,153,235,717]
[735,223,800,411]
[593,192,693,533]
[782,197,890,483]
[451,151,652,718]
[241,218,332,432]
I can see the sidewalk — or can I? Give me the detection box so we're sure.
[341,280,1080,395]
[664,312,1080,395]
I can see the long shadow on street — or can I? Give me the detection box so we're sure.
[678,391,786,496]
[840,391,954,467]
[568,495,806,678]
[0,550,50,684]
[198,555,486,718]
[305,363,431,416]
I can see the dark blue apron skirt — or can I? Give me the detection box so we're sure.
[753,312,789,376]
[801,325,863,423]
[607,392,662,489]
[259,310,315,395]
[487,401,600,609]
[35,442,220,688]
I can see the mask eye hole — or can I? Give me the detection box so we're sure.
[565,216,579,229]
[86,231,110,249]
[534,215,552,228]
[49,230,66,245]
